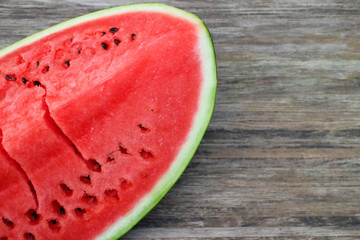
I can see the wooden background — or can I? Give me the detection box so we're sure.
[1,0,360,239]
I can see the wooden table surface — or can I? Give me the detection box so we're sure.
[1,0,360,239]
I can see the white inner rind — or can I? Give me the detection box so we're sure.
[0,4,217,240]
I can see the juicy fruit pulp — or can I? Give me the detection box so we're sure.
[0,4,216,240]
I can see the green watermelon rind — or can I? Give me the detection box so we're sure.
[0,3,217,239]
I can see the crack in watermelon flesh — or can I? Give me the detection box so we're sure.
[0,6,207,240]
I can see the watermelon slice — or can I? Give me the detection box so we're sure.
[0,3,216,240]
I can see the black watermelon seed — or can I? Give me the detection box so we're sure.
[101,32,106,36]
[22,77,28,84]
[80,175,91,184]
[24,233,35,240]
[33,81,41,86]
[88,195,96,201]
[36,61,39,67]
[86,159,102,172]
[138,124,148,132]
[110,27,119,33]
[77,47,82,54]
[41,66,49,74]
[26,209,40,224]
[59,206,66,215]
[27,209,38,220]
[101,42,109,50]
[64,60,70,68]
[131,33,136,40]
[82,193,97,204]
[70,38,73,42]
[5,75,16,81]
[75,208,85,213]
[2,217,14,229]
[48,219,61,232]
[75,208,86,218]
[60,183,73,196]
[31,211,38,220]
[52,200,66,216]
[114,39,121,45]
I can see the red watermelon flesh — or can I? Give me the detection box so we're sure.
[0,136,37,239]
[0,4,216,240]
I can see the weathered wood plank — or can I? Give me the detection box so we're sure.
[122,227,360,239]
[0,0,360,239]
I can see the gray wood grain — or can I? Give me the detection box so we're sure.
[1,0,360,239]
